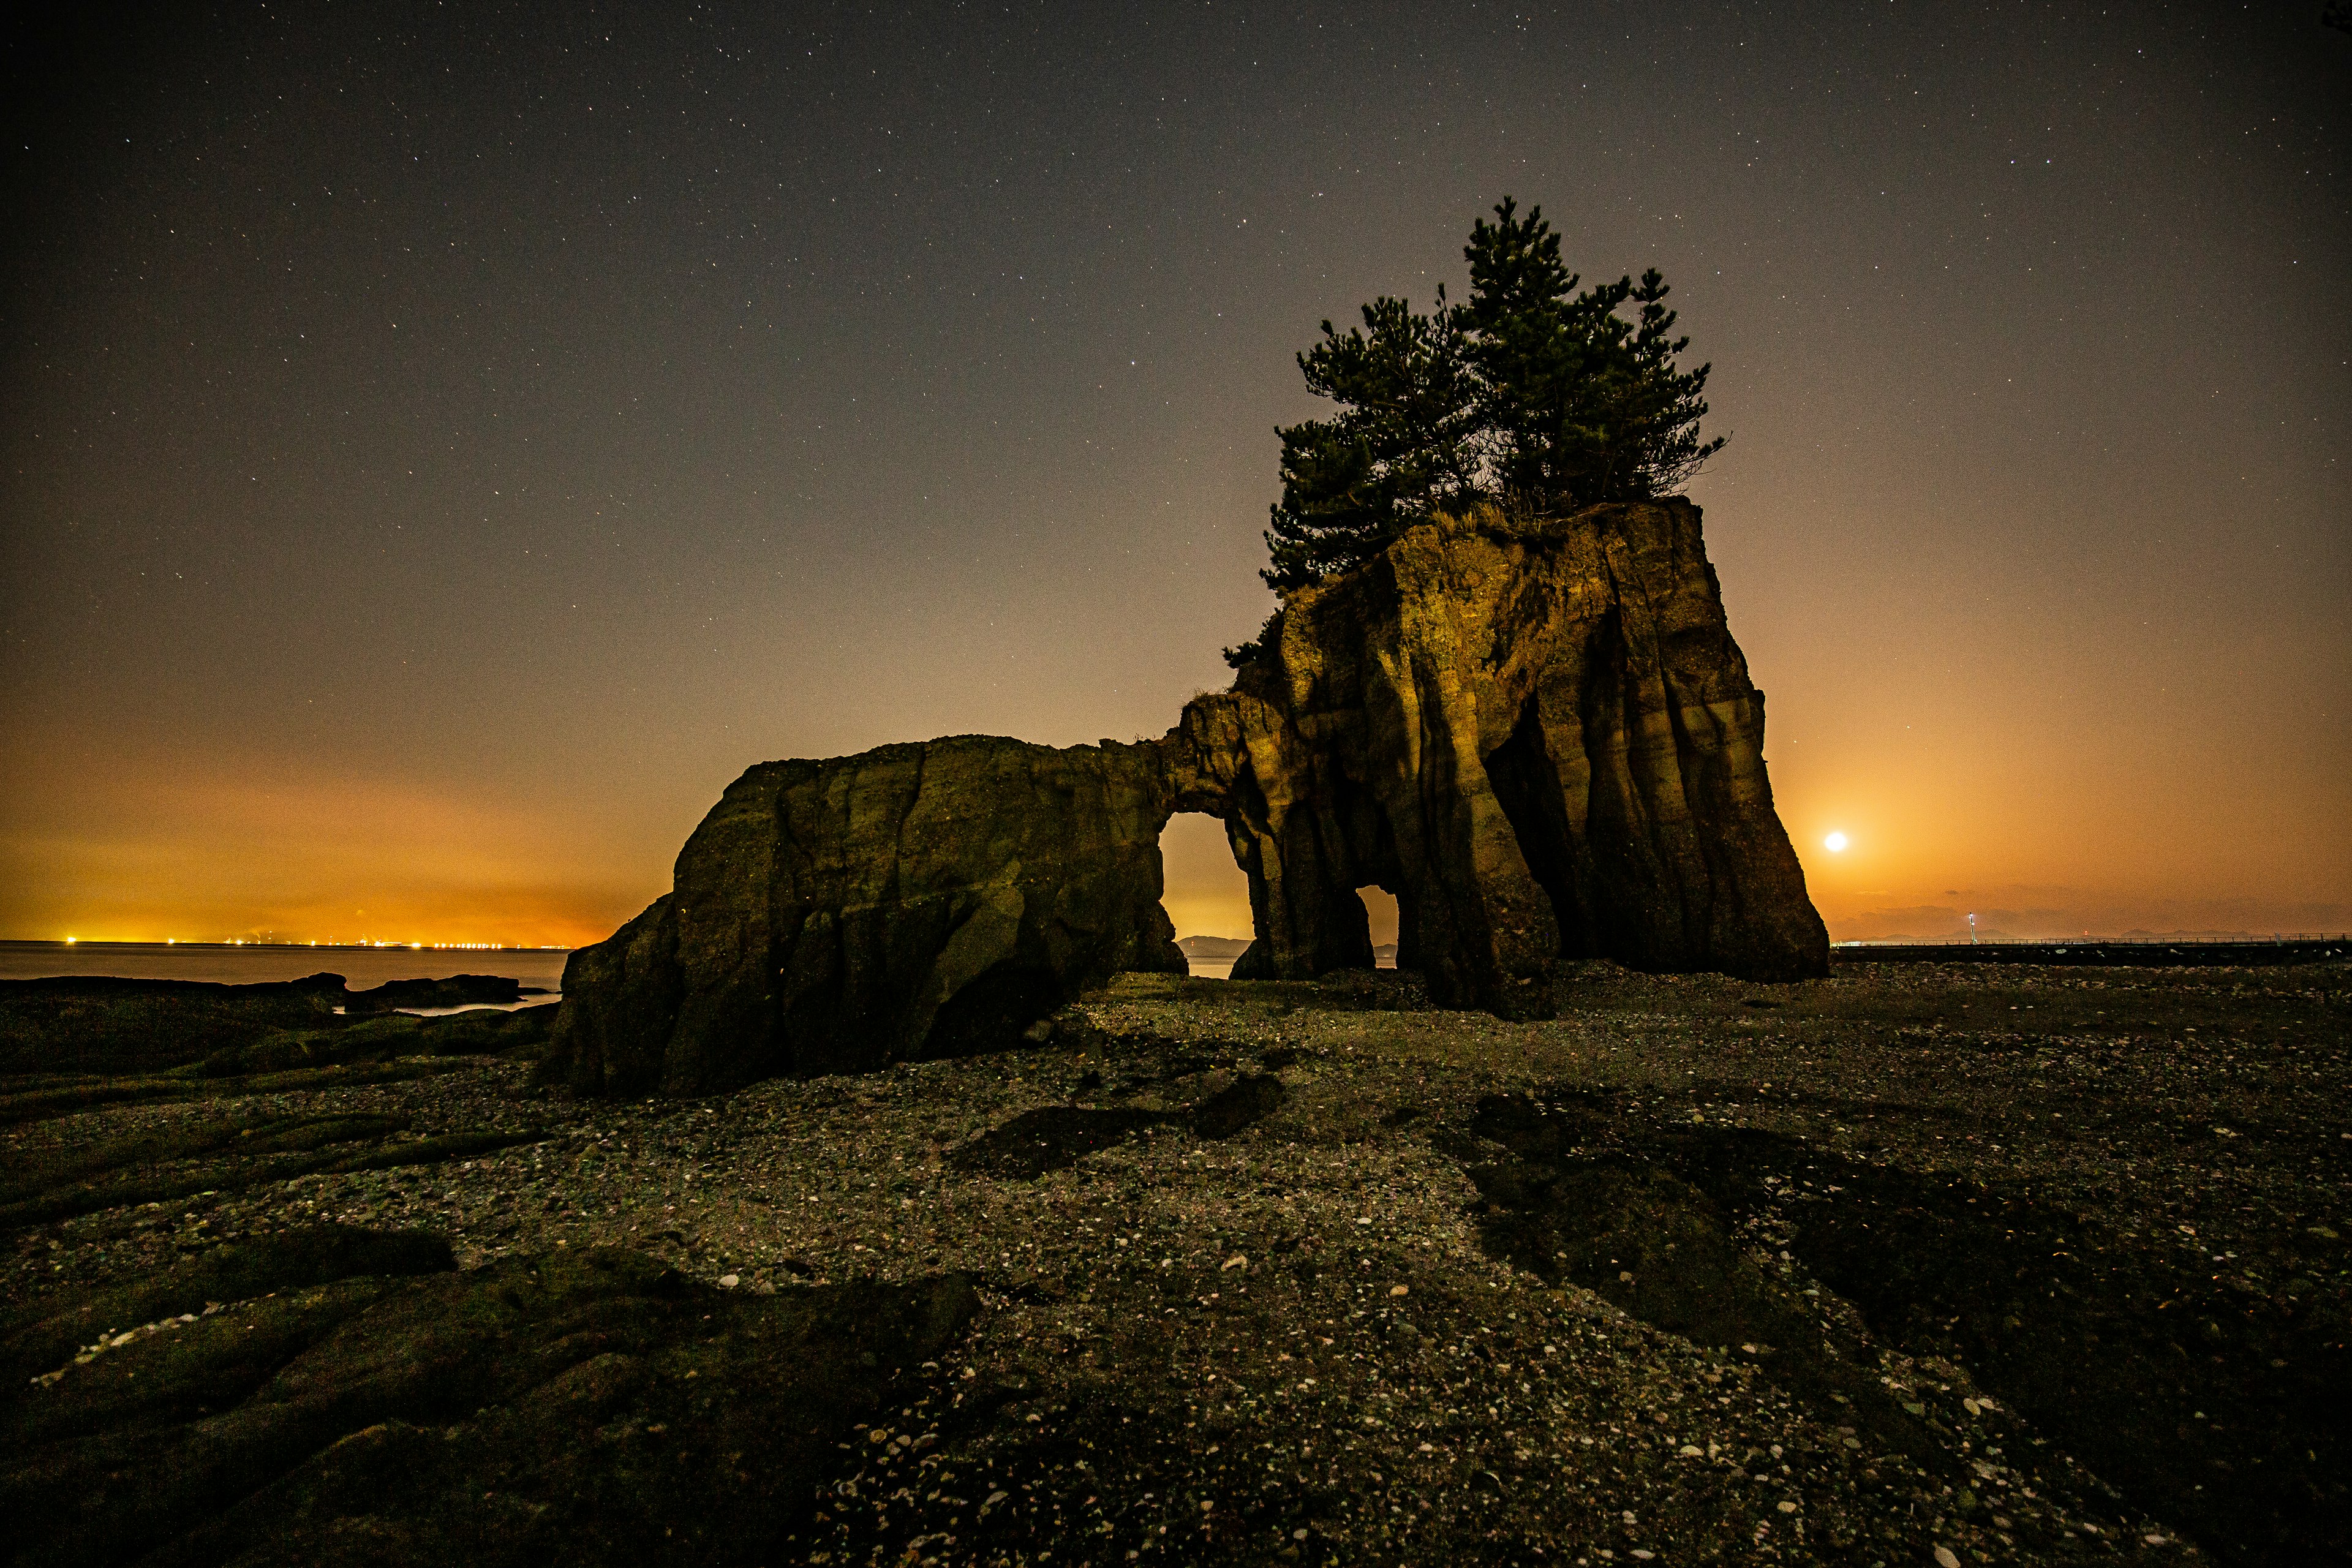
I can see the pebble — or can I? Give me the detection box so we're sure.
[10,960,2335,1564]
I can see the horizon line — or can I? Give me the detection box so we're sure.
[3,937,574,951]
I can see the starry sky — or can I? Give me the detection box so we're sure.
[2,1,2345,948]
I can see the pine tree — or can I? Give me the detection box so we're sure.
[1461,201,1723,511]
[1259,292,1482,593]
[1542,267,1723,505]
[1243,198,1725,628]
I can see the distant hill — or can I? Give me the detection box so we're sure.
[1176,935,1252,961]
[1177,935,1400,968]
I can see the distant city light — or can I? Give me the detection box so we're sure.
[25,934,570,951]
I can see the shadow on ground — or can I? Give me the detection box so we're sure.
[1,1228,975,1567]
[1463,1088,2351,1566]
[949,1071,1287,1179]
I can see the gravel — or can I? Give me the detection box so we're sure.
[7,957,2346,1566]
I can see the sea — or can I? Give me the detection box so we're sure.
[0,941,571,997]
[0,942,1375,993]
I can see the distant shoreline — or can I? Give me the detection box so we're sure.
[0,940,571,952]
[0,940,572,990]
[1831,937,2346,967]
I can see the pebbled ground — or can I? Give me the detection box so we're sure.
[2,959,2346,1567]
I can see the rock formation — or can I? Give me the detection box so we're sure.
[552,736,1185,1096]
[1161,499,1828,1016]
[549,499,1825,1093]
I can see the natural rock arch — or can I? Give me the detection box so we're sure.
[549,500,1828,1095]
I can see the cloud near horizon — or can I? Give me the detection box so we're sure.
[0,730,647,946]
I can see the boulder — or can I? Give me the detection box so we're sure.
[1,1243,978,1568]
[550,736,1185,1095]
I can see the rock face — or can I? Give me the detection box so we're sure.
[3,1232,978,1568]
[551,736,1185,1096]
[1161,499,1827,1016]
[551,499,1824,1092]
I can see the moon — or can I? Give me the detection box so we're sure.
[1824,832,1850,853]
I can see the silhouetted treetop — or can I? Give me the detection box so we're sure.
[1254,198,1724,608]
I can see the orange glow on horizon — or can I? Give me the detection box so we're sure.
[9,687,2346,953]
[0,725,659,949]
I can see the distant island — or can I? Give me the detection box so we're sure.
[1179,934,1398,969]
[1174,935,1251,962]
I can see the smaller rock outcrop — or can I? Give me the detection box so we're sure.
[2,1236,976,1568]
[343,973,528,1012]
[551,736,1184,1096]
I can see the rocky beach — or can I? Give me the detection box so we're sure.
[5,504,2339,1568]
[12,13,2343,1564]
[4,956,2344,1566]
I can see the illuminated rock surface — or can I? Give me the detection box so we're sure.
[549,736,1187,1096]
[552,499,1826,1088]
[1164,499,1827,1012]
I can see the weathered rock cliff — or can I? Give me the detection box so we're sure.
[549,499,1823,1091]
[551,737,1183,1096]
[1160,499,1826,1016]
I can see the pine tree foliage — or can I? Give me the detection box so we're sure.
[1250,198,1725,619]
[1260,291,1484,592]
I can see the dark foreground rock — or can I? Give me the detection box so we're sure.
[549,735,1186,1096]
[0,974,347,1078]
[1,1234,976,1568]
[1468,1091,2350,1562]
[0,975,554,1085]
[6,959,2347,1566]
[1,1225,454,1389]
[554,499,1826,1093]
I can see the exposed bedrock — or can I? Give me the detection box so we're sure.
[551,736,1185,1096]
[1164,499,1828,1016]
[551,499,1825,1092]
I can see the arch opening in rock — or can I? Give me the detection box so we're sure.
[1158,810,1254,978]
[549,501,1829,1094]
[1357,886,1401,970]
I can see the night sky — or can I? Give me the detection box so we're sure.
[4,2,2345,948]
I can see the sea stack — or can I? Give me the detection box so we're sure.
[551,499,1826,1093]
[1161,499,1828,1017]
[550,737,1185,1096]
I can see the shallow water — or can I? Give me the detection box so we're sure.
[1178,958,1400,980]
[0,940,570,992]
